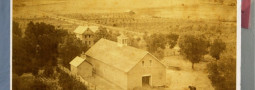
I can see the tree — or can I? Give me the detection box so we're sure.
[58,33,88,68]
[13,21,22,37]
[13,21,67,76]
[94,26,111,42]
[207,52,236,90]
[210,38,226,60]
[144,33,179,60]
[30,79,49,90]
[145,33,167,53]
[166,33,179,48]
[153,47,165,60]
[58,70,87,90]
[178,34,209,69]
[12,21,32,76]
[94,26,119,42]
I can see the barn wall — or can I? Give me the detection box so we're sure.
[77,61,93,78]
[87,56,128,89]
[127,54,166,90]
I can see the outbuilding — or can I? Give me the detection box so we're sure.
[70,56,93,78]
[83,34,166,90]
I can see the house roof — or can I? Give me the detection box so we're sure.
[88,26,99,33]
[70,56,85,67]
[73,26,99,34]
[85,38,149,72]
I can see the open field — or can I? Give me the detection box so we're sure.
[162,56,214,90]
[13,0,236,44]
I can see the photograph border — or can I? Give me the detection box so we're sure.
[7,0,242,90]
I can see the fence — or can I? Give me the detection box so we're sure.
[58,65,97,90]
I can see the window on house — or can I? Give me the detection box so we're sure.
[142,61,144,66]
[150,60,152,66]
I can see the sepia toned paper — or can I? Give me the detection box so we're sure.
[12,0,237,90]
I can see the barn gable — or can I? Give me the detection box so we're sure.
[129,53,167,72]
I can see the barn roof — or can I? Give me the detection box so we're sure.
[70,56,85,67]
[85,38,149,72]
[73,26,98,34]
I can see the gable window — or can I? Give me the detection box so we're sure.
[150,60,152,66]
[142,61,144,66]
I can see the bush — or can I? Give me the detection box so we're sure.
[58,69,87,90]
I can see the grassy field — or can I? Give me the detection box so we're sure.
[162,56,214,90]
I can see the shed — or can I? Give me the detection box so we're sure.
[70,56,93,77]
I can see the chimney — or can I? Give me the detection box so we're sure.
[80,51,86,59]
[117,34,128,47]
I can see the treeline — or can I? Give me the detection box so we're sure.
[12,21,88,89]
[12,21,67,76]
[176,33,235,90]
[140,32,235,90]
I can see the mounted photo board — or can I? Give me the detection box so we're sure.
[242,0,251,28]
[1,0,242,90]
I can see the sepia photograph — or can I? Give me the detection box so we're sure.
[12,0,237,90]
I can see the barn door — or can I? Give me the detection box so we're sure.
[142,76,151,87]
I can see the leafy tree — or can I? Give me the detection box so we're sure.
[43,65,55,78]
[153,47,165,60]
[210,38,226,60]
[207,52,236,90]
[13,21,67,76]
[30,79,49,90]
[94,26,111,42]
[12,21,31,76]
[166,33,179,48]
[59,33,88,68]
[178,34,209,69]
[58,70,87,90]
[143,33,179,60]
[12,73,48,90]
[129,37,140,48]
[94,26,119,42]
[13,21,22,37]
[145,33,167,53]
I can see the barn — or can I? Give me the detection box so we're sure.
[84,35,166,90]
